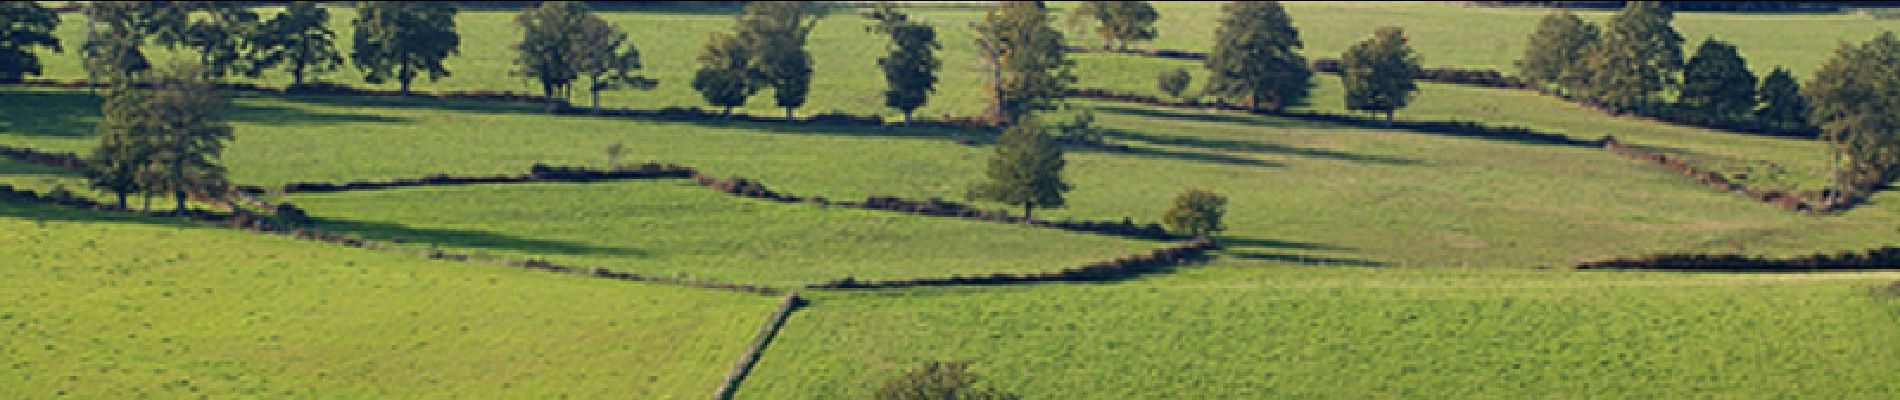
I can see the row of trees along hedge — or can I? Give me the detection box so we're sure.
[85,63,235,213]
[511,1,654,109]
[1514,2,1810,131]
[690,1,820,119]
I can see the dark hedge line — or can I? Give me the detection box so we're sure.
[1066,47,1533,90]
[808,237,1216,289]
[1576,247,1900,271]
[275,163,695,194]
[1601,136,1835,213]
[1066,88,1595,147]
[712,292,806,400]
[0,144,89,171]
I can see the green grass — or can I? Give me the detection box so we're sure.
[744,265,1900,399]
[0,201,776,398]
[280,180,1163,286]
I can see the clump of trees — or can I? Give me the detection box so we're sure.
[351,1,460,94]
[875,361,1019,400]
[1066,1,1159,51]
[86,63,233,214]
[691,1,822,119]
[1202,1,1310,112]
[1341,27,1420,122]
[1163,188,1227,238]
[865,2,941,124]
[972,1,1073,126]
[1588,0,1683,113]
[512,1,653,109]
[1514,11,1598,97]
[1804,31,1900,203]
[1755,67,1806,130]
[248,1,343,86]
[1676,38,1756,119]
[0,1,63,83]
[969,117,1070,220]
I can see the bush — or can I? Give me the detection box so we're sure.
[1163,188,1228,238]
[875,361,1019,400]
[275,203,310,227]
[1157,67,1192,99]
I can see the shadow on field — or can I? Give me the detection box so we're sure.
[1224,251,1388,267]
[1100,127,1421,166]
[1220,236,1352,251]
[1093,103,1322,128]
[229,103,413,126]
[0,89,103,138]
[306,216,650,259]
[0,199,215,230]
[0,158,84,178]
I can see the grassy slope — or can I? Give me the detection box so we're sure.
[745,266,1900,399]
[0,201,775,398]
[282,180,1161,286]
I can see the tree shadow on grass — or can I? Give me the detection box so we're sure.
[1072,142,1286,168]
[1101,127,1422,166]
[1091,102,1328,129]
[0,88,417,141]
[1219,236,1353,252]
[1224,251,1388,267]
[305,216,650,259]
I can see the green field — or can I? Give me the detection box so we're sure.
[4,1,1899,398]
[0,201,776,398]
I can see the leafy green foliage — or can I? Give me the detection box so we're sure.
[177,2,259,79]
[1803,32,1900,199]
[1162,188,1226,237]
[973,1,1074,125]
[571,12,652,111]
[1588,1,1684,111]
[248,1,341,85]
[142,63,233,213]
[691,31,758,116]
[0,1,62,82]
[868,3,941,124]
[738,1,822,119]
[1342,27,1420,121]
[1068,1,1159,51]
[1514,11,1598,97]
[351,1,460,93]
[1202,1,1310,111]
[875,361,1020,400]
[969,117,1070,220]
[1677,38,1756,118]
[1156,67,1190,99]
[511,1,589,100]
[1755,66,1806,130]
[87,89,157,209]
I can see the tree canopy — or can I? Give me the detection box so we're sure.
[1341,27,1421,122]
[973,1,1073,125]
[1756,66,1807,130]
[691,31,758,116]
[738,1,822,119]
[1202,1,1310,112]
[1803,32,1900,200]
[969,116,1071,220]
[1515,11,1599,97]
[1163,188,1228,238]
[1588,0,1683,112]
[1677,38,1757,118]
[249,1,341,85]
[351,1,460,94]
[0,1,63,83]
[867,2,941,124]
[1068,1,1159,51]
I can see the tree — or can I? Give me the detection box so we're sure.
[1157,67,1190,100]
[512,1,587,101]
[867,3,940,124]
[351,1,460,94]
[248,1,341,85]
[972,1,1074,125]
[1677,38,1756,118]
[80,28,151,86]
[968,116,1070,220]
[1804,32,1900,201]
[1756,66,1806,130]
[691,32,758,117]
[875,361,1020,400]
[0,1,62,83]
[1588,0,1683,112]
[738,1,822,120]
[175,2,259,79]
[1067,1,1158,51]
[1163,188,1227,238]
[1202,1,1310,112]
[78,1,172,85]
[571,14,653,111]
[1341,27,1420,122]
[143,63,233,214]
[1514,11,1599,97]
[88,88,156,209]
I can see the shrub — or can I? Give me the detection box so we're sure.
[1157,67,1192,99]
[1162,188,1228,238]
[875,361,1019,400]
[275,203,311,227]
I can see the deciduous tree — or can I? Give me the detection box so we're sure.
[351,1,459,94]
[1202,1,1309,112]
[88,88,157,209]
[0,1,63,83]
[1515,11,1598,97]
[1756,66,1806,130]
[1588,1,1683,112]
[512,1,587,101]
[1341,27,1420,122]
[142,63,233,214]
[875,361,1019,400]
[739,1,822,120]
[969,116,1070,220]
[867,3,940,124]
[1157,67,1190,100]
[1677,38,1756,118]
[1163,188,1227,238]
[972,1,1073,125]
[571,14,653,111]
[248,1,341,85]
[1067,1,1158,51]
[1804,32,1900,201]
[691,32,757,117]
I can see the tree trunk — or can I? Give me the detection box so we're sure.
[785,107,794,121]
[1023,203,1032,222]
[1386,110,1395,123]
[590,77,602,111]
[173,189,187,214]
[542,81,554,100]
[903,110,913,125]
[292,64,305,86]
[400,78,412,94]
[143,192,151,212]
[116,191,128,210]
[399,65,413,94]
[1248,95,1258,111]
[723,105,734,118]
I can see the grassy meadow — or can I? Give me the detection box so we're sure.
[0,201,776,398]
[2,1,1897,398]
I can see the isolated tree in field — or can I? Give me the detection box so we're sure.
[512,1,588,101]
[867,3,941,124]
[248,1,341,85]
[0,1,63,83]
[1341,27,1420,122]
[875,361,1020,400]
[142,63,234,214]
[1203,1,1309,112]
[738,1,822,120]
[1804,32,1900,201]
[691,32,758,117]
[571,13,653,111]
[174,3,259,79]
[1515,11,1599,97]
[88,89,157,209]
[1157,67,1190,100]
[1677,38,1756,118]
[1067,1,1159,51]
[1755,66,1806,130]
[351,1,460,94]
[1588,0,1683,112]
[969,116,1070,220]
[972,1,1074,125]
[1163,188,1227,238]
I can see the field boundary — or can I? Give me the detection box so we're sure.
[1576,247,1900,272]
[808,237,1216,289]
[712,292,806,400]
[1599,136,1841,213]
